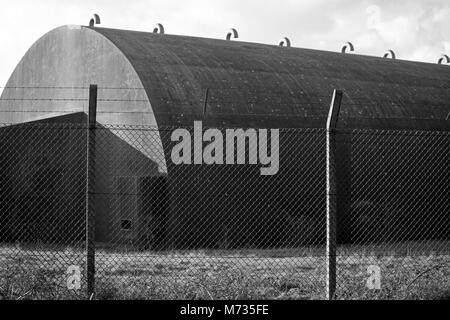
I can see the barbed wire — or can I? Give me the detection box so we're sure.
[1,85,446,95]
[0,86,144,90]
[0,121,446,137]
[0,98,448,111]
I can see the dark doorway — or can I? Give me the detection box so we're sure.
[137,176,168,250]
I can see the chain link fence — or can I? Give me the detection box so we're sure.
[0,123,87,299]
[0,122,448,300]
[337,129,450,299]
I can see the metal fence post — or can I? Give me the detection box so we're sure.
[326,89,343,300]
[86,84,97,299]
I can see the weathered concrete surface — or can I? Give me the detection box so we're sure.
[94,26,450,131]
[0,25,166,174]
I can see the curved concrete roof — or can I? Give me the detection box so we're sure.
[94,26,450,130]
[1,25,449,131]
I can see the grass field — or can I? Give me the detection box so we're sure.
[0,244,449,300]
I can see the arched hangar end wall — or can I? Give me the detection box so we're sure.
[0,25,167,244]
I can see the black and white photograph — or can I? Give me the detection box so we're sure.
[0,0,449,310]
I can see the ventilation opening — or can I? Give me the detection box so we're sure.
[121,219,132,231]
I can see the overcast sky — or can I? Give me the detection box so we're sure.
[0,0,449,89]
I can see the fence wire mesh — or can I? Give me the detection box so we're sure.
[0,123,87,299]
[336,129,450,300]
[0,122,448,300]
[92,125,327,300]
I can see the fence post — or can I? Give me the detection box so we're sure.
[326,89,343,300]
[86,84,97,299]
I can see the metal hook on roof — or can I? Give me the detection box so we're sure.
[383,50,396,59]
[226,28,238,40]
[438,54,450,65]
[153,23,165,34]
[279,37,291,47]
[89,14,101,27]
[341,42,354,53]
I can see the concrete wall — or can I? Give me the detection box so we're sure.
[0,113,162,246]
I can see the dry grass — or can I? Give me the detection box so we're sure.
[0,244,449,300]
